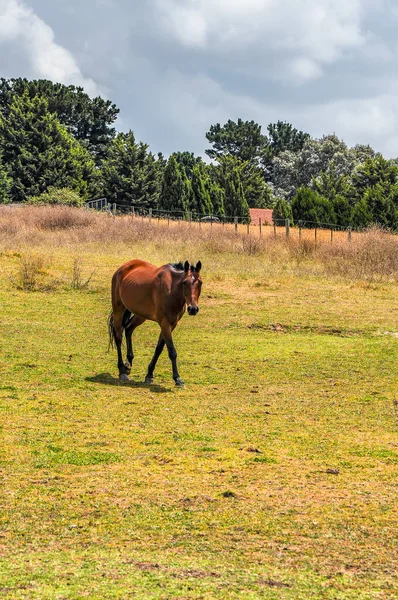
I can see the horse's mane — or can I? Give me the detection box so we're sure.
[169,261,184,271]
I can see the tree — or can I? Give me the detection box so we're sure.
[213,155,267,212]
[0,91,98,202]
[205,119,266,162]
[158,155,188,215]
[0,151,11,203]
[272,135,358,200]
[332,195,352,227]
[291,187,336,226]
[190,166,212,217]
[172,151,204,180]
[242,161,272,208]
[205,177,225,217]
[349,155,398,203]
[348,156,398,229]
[101,131,161,210]
[311,164,352,202]
[351,198,373,229]
[0,78,119,163]
[272,198,293,226]
[363,184,398,230]
[262,121,310,178]
[266,121,310,155]
[222,165,250,220]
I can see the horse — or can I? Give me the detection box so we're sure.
[108,259,202,387]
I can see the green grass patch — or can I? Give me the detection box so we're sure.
[0,227,397,599]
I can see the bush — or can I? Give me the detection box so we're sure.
[292,187,336,227]
[273,198,294,226]
[27,187,84,207]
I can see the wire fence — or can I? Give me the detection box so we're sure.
[84,197,373,243]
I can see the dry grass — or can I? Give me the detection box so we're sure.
[1,205,397,283]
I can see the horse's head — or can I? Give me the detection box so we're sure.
[182,260,202,316]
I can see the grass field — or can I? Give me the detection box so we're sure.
[0,207,397,599]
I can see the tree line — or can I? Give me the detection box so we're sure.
[0,77,398,229]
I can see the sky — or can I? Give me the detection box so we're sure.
[1,0,398,157]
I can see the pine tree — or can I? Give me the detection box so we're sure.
[0,151,11,203]
[272,198,293,226]
[363,184,398,230]
[191,165,212,217]
[0,91,97,202]
[101,132,162,210]
[0,78,119,164]
[224,167,250,221]
[332,195,352,227]
[351,198,372,229]
[158,155,188,216]
[291,187,336,226]
[205,177,225,217]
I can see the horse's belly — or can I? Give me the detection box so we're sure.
[120,278,157,321]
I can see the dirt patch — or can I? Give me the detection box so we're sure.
[259,578,291,588]
[248,323,366,337]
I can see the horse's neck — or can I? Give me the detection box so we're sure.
[170,275,186,310]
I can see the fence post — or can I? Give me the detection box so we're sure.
[259,218,262,237]
[168,216,170,227]
[234,216,238,233]
[348,227,352,242]
[298,221,302,241]
[189,211,192,225]
[112,203,116,214]
[330,229,333,243]
[149,208,152,223]
[314,227,317,246]
[285,218,290,239]
[247,221,250,235]
[273,221,276,238]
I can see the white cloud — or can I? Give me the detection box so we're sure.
[0,0,99,95]
[154,0,365,82]
[1,0,398,157]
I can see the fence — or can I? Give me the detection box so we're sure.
[84,199,360,243]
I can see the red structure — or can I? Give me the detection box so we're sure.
[249,208,273,225]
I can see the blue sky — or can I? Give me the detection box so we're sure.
[1,0,398,157]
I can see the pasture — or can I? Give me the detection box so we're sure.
[0,206,397,599]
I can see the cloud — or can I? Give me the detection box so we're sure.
[1,0,398,157]
[0,0,99,95]
[154,0,365,82]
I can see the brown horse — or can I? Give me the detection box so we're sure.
[108,259,202,387]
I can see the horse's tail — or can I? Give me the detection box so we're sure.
[107,308,132,351]
[107,310,115,351]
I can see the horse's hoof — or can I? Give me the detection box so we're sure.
[144,376,154,385]
[175,378,185,388]
[119,373,129,382]
[124,361,132,375]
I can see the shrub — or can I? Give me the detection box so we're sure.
[27,187,84,207]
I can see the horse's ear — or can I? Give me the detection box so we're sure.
[184,260,190,272]
[195,261,202,272]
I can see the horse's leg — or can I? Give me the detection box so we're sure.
[124,315,146,374]
[112,309,129,381]
[160,320,184,387]
[145,333,166,384]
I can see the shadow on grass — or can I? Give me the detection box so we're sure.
[86,372,172,393]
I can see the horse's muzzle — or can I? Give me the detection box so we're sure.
[187,305,199,316]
